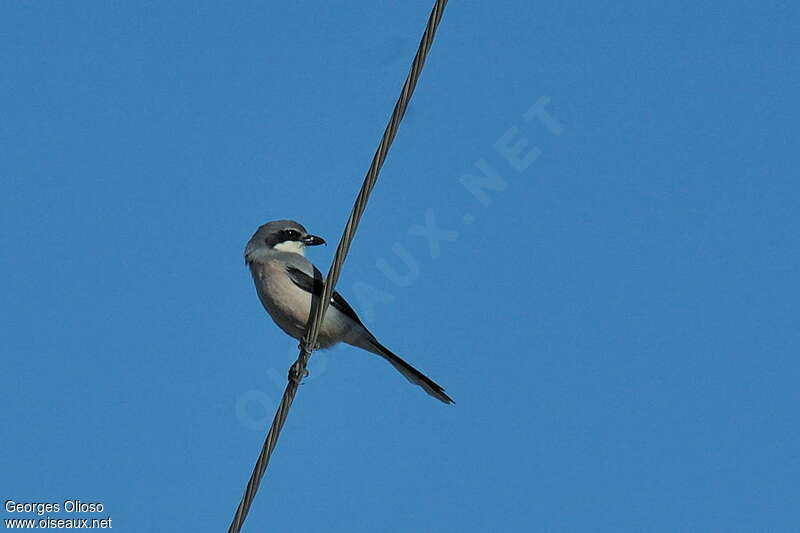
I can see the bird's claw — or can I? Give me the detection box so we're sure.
[288,361,309,383]
[298,340,320,353]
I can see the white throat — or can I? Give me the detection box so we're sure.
[272,240,306,256]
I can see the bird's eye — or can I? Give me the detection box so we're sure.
[285,229,300,240]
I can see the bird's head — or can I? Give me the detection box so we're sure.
[245,220,326,263]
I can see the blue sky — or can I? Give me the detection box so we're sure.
[1,1,798,531]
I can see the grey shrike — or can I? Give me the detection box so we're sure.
[245,219,453,404]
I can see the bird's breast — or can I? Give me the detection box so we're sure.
[249,258,357,348]
[250,259,312,340]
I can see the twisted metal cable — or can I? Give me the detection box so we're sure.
[227,1,449,532]
[303,0,449,375]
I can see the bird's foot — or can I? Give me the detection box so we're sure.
[288,361,309,384]
[298,340,320,353]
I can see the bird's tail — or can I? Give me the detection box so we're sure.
[348,333,454,404]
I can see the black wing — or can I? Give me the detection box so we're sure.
[286,265,366,327]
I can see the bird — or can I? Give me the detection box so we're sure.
[244,219,453,404]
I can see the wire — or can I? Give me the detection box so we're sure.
[227,1,449,532]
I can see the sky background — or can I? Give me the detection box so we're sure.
[1,1,798,531]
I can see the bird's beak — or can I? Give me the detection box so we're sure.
[302,234,326,246]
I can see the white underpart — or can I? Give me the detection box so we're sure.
[273,240,306,255]
[249,256,356,348]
